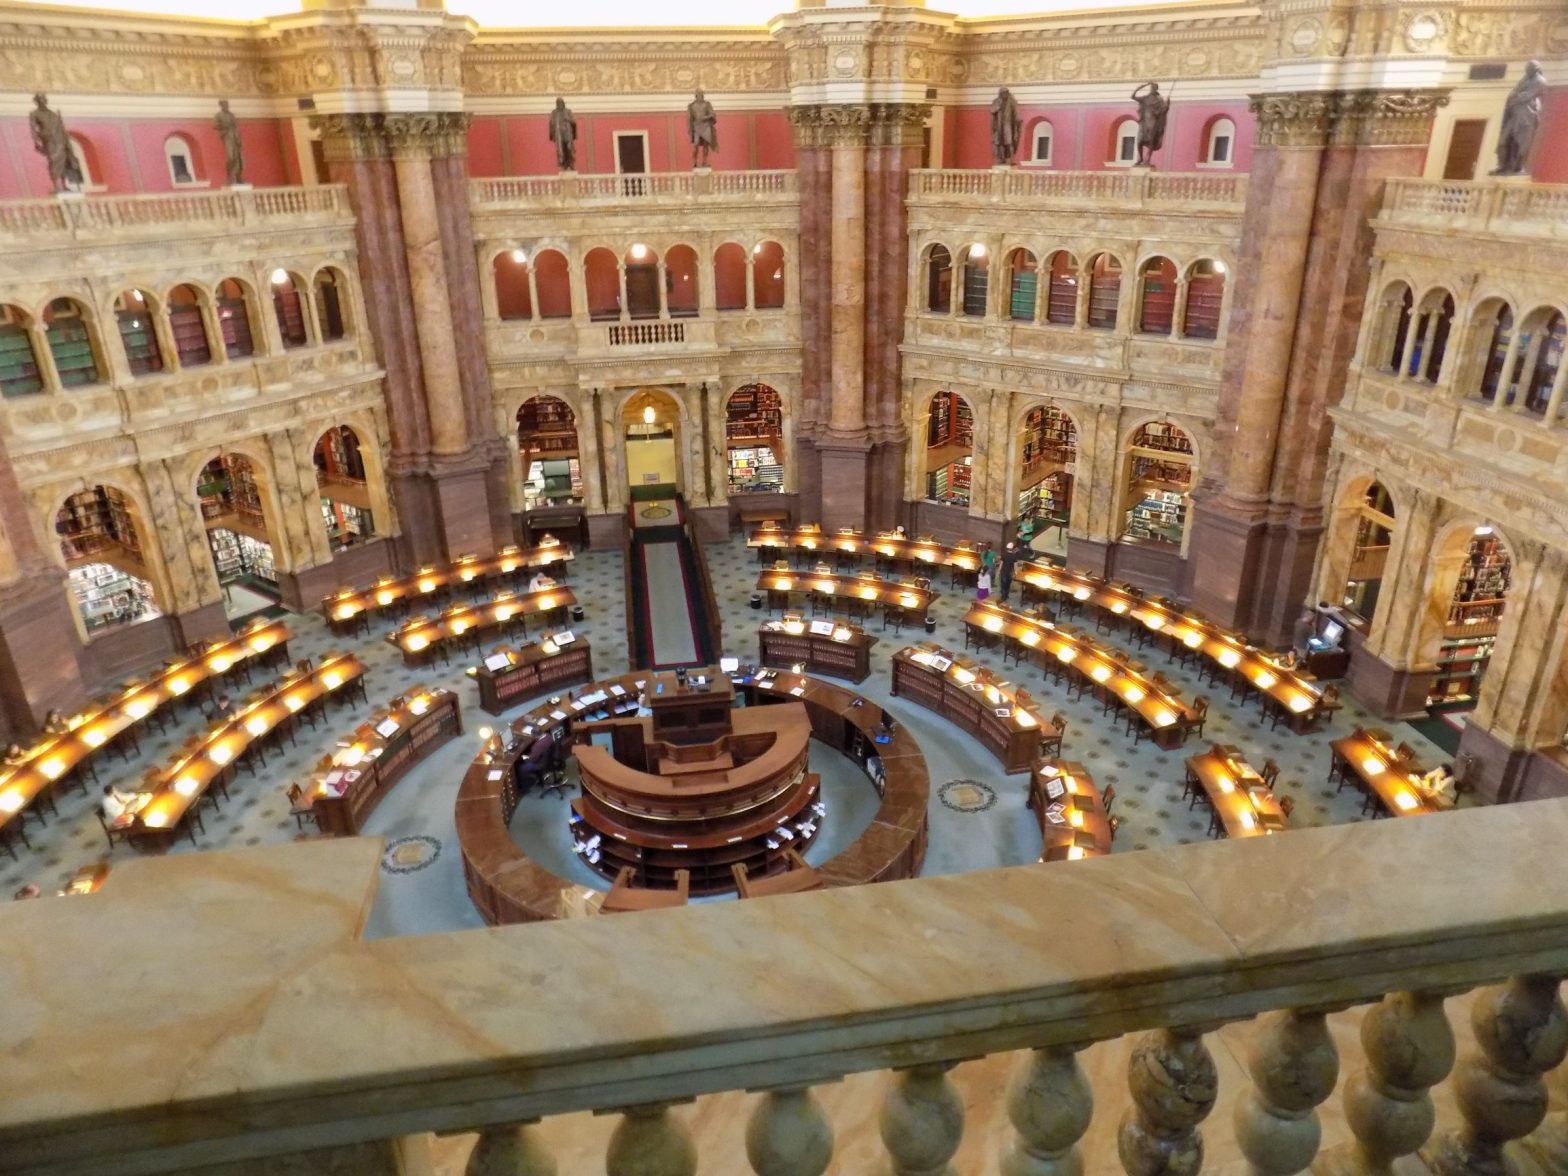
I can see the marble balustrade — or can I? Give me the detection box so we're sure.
[4,800,1568,1175]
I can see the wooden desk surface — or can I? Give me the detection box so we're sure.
[388,586,577,654]
[893,643,1056,741]
[757,569,937,614]
[1029,760,1112,861]
[306,686,459,802]
[748,524,983,572]
[1015,561,1332,725]
[1331,729,1439,817]
[0,618,289,833]
[134,653,367,833]
[963,601,1194,737]
[1185,747,1288,838]
[321,541,574,621]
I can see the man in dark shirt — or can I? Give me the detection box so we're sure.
[999,541,1020,602]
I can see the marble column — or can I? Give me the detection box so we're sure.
[828,137,866,436]
[1184,89,1448,642]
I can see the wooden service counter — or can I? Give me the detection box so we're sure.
[472,637,594,716]
[890,644,1059,774]
[320,540,574,635]
[307,687,462,836]
[1015,561,1338,732]
[1330,728,1445,817]
[387,585,576,668]
[757,568,936,625]
[758,617,876,682]
[571,686,821,895]
[129,652,368,843]
[964,601,1198,750]
[0,618,289,845]
[454,666,930,924]
[1029,761,1112,861]
[748,523,983,577]
[1185,745,1288,838]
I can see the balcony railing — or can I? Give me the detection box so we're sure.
[5,799,1567,1174]
[1380,179,1568,239]
[472,169,798,209]
[910,168,1248,209]
[0,185,355,246]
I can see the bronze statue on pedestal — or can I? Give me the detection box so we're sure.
[1130,82,1170,167]
[214,100,245,186]
[687,90,717,168]
[29,94,82,193]
[1492,61,1544,177]
[548,98,578,171]
[991,87,1021,165]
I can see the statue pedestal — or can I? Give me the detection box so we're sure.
[991,163,1013,170]
[54,190,85,201]
[692,166,712,174]
[227,183,254,190]
[1488,172,1533,184]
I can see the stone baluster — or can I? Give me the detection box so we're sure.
[1330,989,1456,1175]
[1234,1007,1340,1175]
[746,1086,834,1176]
[466,1121,556,1175]
[1001,1042,1094,1176]
[1511,1035,1568,1172]
[1426,974,1568,1175]
[880,1062,964,1176]
[605,1103,697,1176]
[1118,1026,1219,1175]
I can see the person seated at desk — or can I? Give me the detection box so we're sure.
[1278,647,1300,670]
[204,694,235,724]
[528,571,556,592]
[3,742,26,767]
[100,784,138,824]
[635,692,652,718]
[13,883,40,901]
[1417,764,1457,807]
[41,709,67,736]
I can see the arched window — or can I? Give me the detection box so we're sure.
[163,134,199,186]
[167,284,211,367]
[623,243,658,320]
[1029,120,1053,164]
[1407,291,1455,382]
[584,247,620,321]
[1522,311,1566,415]
[1479,304,1516,404]
[533,249,572,319]
[1044,251,1078,325]
[924,391,974,506]
[215,277,256,358]
[1386,286,1415,373]
[494,250,532,320]
[269,269,309,348]
[1137,257,1178,334]
[1086,253,1122,330]
[665,244,698,317]
[1183,260,1226,339]
[43,298,100,386]
[726,383,785,494]
[1430,526,1513,705]
[114,289,164,376]
[67,134,97,188]
[314,270,347,340]
[752,241,785,310]
[1122,421,1194,545]
[56,485,160,634]
[1204,118,1236,166]
[1343,481,1396,624]
[926,245,953,313]
[517,396,582,510]
[1111,119,1138,165]
[0,305,44,398]
[960,244,989,317]
[197,453,279,588]
[1007,249,1038,321]
[1018,404,1077,538]
[314,426,375,550]
[714,242,747,311]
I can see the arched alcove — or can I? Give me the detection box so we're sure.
[313,425,376,551]
[725,383,784,494]
[923,390,974,506]
[517,396,583,510]
[1121,421,1194,546]
[56,485,162,634]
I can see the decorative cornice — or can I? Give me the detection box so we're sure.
[312,112,472,163]
[1249,88,1450,148]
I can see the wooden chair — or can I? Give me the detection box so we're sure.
[880,602,906,636]
[1185,697,1210,742]
[1261,759,1280,788]
[286,783,317,831]
[1207,807,1225,839]
[1184,766,1209,810]
[1101,784,1116,816]
[1279,795,1295,821]
[1108,814,1121,842]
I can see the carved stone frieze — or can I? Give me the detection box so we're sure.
[463,37,786,96]
[312,112,472,163]
[1250,88,1449,148]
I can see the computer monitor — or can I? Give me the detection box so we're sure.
[720,656,740,674]
[1318,619,1344,648]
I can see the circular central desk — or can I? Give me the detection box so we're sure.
[456,667,930,923]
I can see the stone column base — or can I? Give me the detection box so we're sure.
[275,538,396,612]
[1183,499,1268,630]
[0,572,88,737]
[1457,722,1568,803]
[687,504,730,542]
[587,511,628,549]
[1343,628,1435,720]
[793,437,823,523]
[816,437,871,532]
[1065,536,1113,576]
[1109,540,1186,597]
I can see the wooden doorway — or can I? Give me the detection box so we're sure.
[616,132,648,196]
[1443,120,1486,180]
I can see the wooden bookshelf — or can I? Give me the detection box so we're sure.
[758,619,876,683]
[46,309,99,387]
[474,638,594,716]
[168,304,211,366]
[216,295,254,357]
[1184,269,1225,339]
[0,320,43,398]
[1087,256,1121,329]
[116,308,163,376]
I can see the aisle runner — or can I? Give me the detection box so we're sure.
[628,498,705,669]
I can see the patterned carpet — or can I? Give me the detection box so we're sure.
[0,534,1458,930]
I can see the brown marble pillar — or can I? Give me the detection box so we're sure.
[792,135,829,523]
[1185,89,1448,641]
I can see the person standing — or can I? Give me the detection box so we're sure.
[999,541,1019,602]
[981,542,998,584]
[976,568,991,601]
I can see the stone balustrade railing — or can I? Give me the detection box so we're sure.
[471,169,798,209]
[0,185,354,245]
[1379,179,1568,239]
[3,801,1567,1175]
[910,167,1248,209]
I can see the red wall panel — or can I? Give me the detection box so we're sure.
[943,100,1255,172]
[467,116,505,178]
[753,111,795,169]
[1534,86,1568,182]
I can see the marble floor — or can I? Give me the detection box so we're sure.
[1,534,1454,923]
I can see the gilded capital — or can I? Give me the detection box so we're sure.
[311,111,471,162]
[1248,91,1336,148]
[1249,88,1449,148]
[788,103,920,149]
[868,102,930,148]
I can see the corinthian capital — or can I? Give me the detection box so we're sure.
[1249,88,1449,148]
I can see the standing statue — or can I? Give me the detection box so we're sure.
[28,93,82,193]
[990,87,1021,166]
[687,89,718,168]
[548,98,578,172]
[1492,60,1544,176]
[1130,82,1171,167]
[214,100,245,186]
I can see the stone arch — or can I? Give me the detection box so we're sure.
[923,241,954,314]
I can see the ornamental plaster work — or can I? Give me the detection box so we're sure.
[1270,0,1568,63]
[463,35,786,97]
[1249,89,1450,148]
